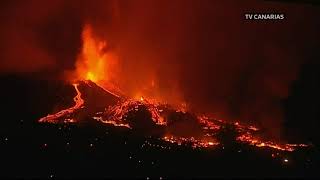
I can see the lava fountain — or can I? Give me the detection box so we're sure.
[73,24,121,98]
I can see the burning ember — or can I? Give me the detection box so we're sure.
[39,24,309,153]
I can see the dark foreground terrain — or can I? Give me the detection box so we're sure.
[0,75,319,178]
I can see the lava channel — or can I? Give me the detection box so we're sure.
[39,83,84,123]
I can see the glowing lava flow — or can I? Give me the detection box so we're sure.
[38,81,309,152]
[94,96,308,151]
[236,133,308,152]
[39,83,84,123]
[97,97,167,128]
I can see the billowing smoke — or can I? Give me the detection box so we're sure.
[1,0,319,138]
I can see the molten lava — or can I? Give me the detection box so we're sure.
[39,83,84,123]
[99,97,166,127]
[91,94,307,151]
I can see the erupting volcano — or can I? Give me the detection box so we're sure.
[39,24,309,153]
[2,0,320,178]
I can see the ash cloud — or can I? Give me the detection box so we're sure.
[1,0,319,138]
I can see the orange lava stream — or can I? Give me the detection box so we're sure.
[99,98,167,127]
[237,134,295,152]
[197,115,308,151]
[39,84,84,123]
[93,114,131,129]
[236,133,309,152]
